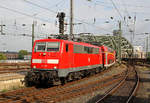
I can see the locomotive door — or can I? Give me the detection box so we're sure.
[69,44,74,67]
[65,43,73,68]
[101,48,105,67]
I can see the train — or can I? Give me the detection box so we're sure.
[24,38,116,86]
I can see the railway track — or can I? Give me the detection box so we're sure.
[0,62,30,74]
[0,68,29,74]
[0,66,127,103]
[91,64,139,103]
[0,69,29,74]
[0,63,30,66]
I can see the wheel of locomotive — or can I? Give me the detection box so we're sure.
[24,79,33,87]
[92,69,96,75]
[24,72,34,87]
[77,72,82,80]
[95,67,101,73]
[67,73,74,82]
[60,77,67,85]
[80,71,85,78]
[24,70,37,87]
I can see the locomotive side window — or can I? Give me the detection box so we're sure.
[74,44,84,53]
[89,47,93,54]
[74,44,99,54]
[84,47,99,54]
[84,46,89,53]
[35,42,46,52]
[66,44,69,52]
[47,42,60,52]
[93,48,99,54]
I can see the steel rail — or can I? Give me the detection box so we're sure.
[126,69,140,103]
[95,68,129,103]
[0,69,126,103]
[95,65,139,103]
[23,72,124,102]
[54,77,124,102]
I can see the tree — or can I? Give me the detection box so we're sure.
[0,53,7,60]
[146,52,150,64]
[18,50,28,59]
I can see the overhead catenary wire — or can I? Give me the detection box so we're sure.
[86,0,129,34]
[0,0,140,36]
[45,0,66,8]
[109,0,124,20]
[0,1,111,34]
[23,0,67,17]
[74,18,113,33]
[22,0,113,33]
[0,0,140,35]
[27,0,140,34]
[95,0,150,9]
[3,27,45,39]
[4,26,31,33]
[0,5,54,23]
[4,23,49,37]
[23,0,57,14]
[108,0,136,37]
[121,0,130,17]
[39,0,65,8]
[92,0,150,20]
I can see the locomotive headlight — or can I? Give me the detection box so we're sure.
[54,66,57,69]
[33,66,36,69]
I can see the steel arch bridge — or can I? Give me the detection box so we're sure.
[78,34,133,59]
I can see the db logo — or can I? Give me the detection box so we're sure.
[42,59,47,63]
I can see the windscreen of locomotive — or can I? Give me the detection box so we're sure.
[47,42,59,52]
[34,42,60,52]
[34,42,46,52]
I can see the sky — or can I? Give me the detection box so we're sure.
[0,0,150,52]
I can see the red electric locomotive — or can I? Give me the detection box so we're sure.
[24,38,115,86]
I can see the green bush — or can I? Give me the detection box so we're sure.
[18,50,28,59]
[0,53,6,60]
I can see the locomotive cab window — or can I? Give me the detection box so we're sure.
[93,48,99,54]
[34,42,60,52]
[47,42,60,52]
[34,42,46,52]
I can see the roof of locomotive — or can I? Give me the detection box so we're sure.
[35,38,100,48]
